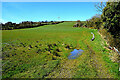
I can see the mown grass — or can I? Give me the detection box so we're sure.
[2,22,119,78]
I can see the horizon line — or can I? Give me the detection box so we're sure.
[1,20,86,24]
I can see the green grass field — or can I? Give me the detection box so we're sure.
[2,22,119,78]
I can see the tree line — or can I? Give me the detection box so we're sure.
[73,1,120,51]
[78,1,120,51]
[0,21,64,30]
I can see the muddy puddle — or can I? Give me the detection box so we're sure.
[68,49,84,59]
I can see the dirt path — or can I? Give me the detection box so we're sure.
[45,59,79,78]
[45,40,81,78]
[86,43,112,78]
[45,45,112,78]
[45,39,112,78]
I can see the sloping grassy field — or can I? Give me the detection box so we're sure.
[2,22,119,78]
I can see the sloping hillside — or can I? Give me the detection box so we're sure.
[2,22,119,78]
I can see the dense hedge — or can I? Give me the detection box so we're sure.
[101,2,120,50]
[83,2,120,50]
[0,21,64,30]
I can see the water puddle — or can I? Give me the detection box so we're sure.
[68,49,84,59]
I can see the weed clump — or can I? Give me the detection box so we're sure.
[109,51,119,63]
[29,45,33,48]
[36,41,39,43]
[35,45,38,48]
[36,49,42,54]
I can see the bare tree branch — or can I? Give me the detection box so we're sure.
[95,2,106,13]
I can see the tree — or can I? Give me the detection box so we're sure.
[95,2,106,13]
[85,14,102,29]
[101,2,120,37]
[101,1,120,50]
[77,20,83,27]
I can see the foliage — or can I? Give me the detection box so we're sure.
[95,2,106,13]
[101,2,120,37]
[101,2,120,50]
[84,2,120,50]
[99,29,115,46]
[84,14,102,29]
[77,20,83,27]
[1,21,64,30]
